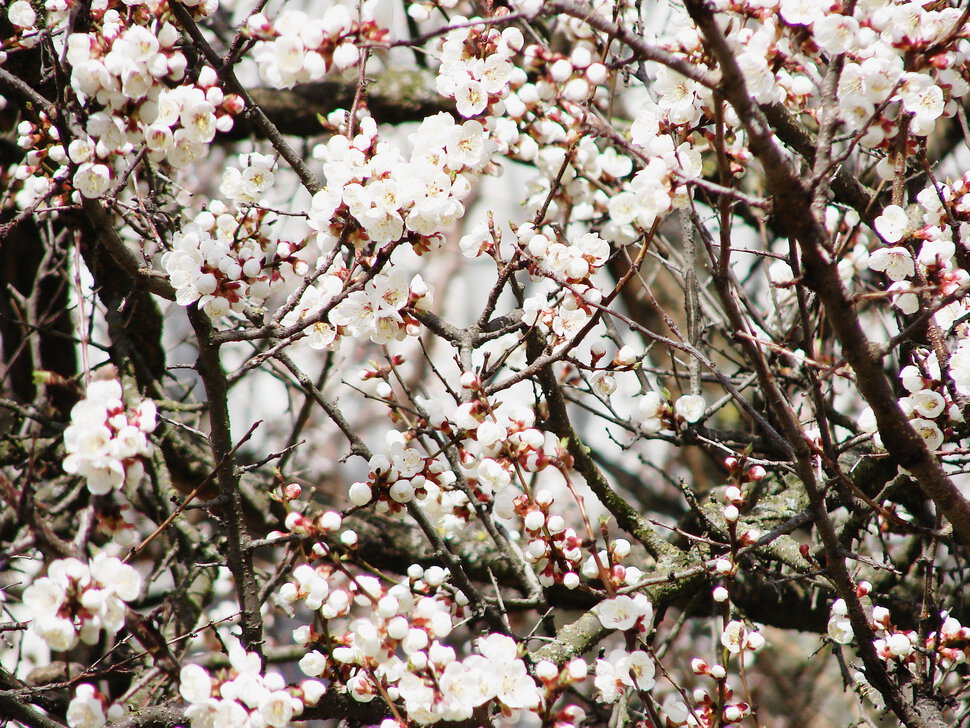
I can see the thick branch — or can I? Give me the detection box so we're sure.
[226,71,448,139]
[0,692,67,728]
[187,308,263,656]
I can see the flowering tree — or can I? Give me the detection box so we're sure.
[2,0,970,727]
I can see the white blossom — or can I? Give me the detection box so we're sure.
[874,205,910,243]
[73,163,112,199]
[910,418,944,451]
[596,594,653,631]
[7,0,37,28]
[869,247,915,281]
[674,394,706,423]
[721,620,765,654]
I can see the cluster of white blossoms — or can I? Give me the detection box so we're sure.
[21,553,142,652]
[830,596,970,675]
[64,7,239,187]
[506,226,615,343]
[594,648,656,703]
[688,657,755,724]
[518,277,596,342]
[309,112,492,252]
[627,0,970,211]
[593,632,733,727]
[775,0,969,140]
[517,225,611,284]
[874,608,946,663]
[464,20,690,241]
[278,275,345,350]
[451,397,563,509]
[394,633,542,722]
[435,20,519,118]
[180,640,326,728]
[515,487,652,590]
[858,172,970,455]
[868,189,966,292]
[7,1,970,726]
[162,201,304,318]
[927,612,970,667]
[7,1,239,203]
[279,557,545,723]
[518,490,599,589]
[63,378,156,495]
[606,141,685,234]
[344,426,475,536]
[247,6,385,88]
[878,355,952,453]
[219,153,277,206]
[827,597,855,646]
[329,271,432,346]
[825,583,899,656]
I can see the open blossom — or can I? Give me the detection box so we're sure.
[899,74,945,127]
[259,691,296,727]
[869,246,915,281]
[737,52,775,103]
[180,664,213,703]
[73,162,112,199]
[630,103,661,148]
[888,281,919,315]
[220,153,276,204]
[620,650,656,690]
[280,277,342,350]
[475,634,541,709]
[778,0,820,25]
[910,389,946,418]
[595,648,655,702]
[455,78,488,117]
[910,418,944,451]
[813,13,859,54]
[874,205,910,243]
[828,616,854,644]
[596,594,654,631]
[655,68,700,125]
[721,620,765,653]
[594,657,624,703]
